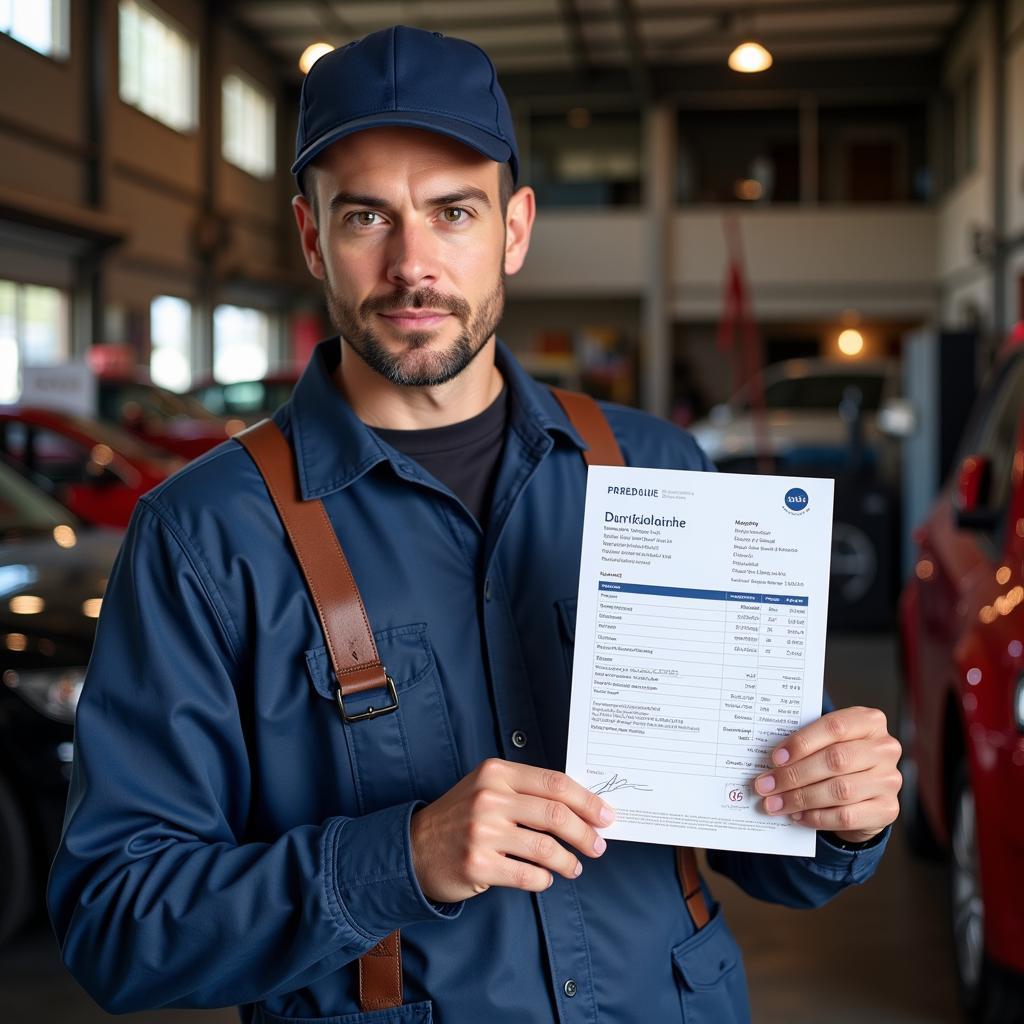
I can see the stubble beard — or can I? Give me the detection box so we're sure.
[323,273,506,388]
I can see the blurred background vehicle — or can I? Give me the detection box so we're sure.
[0,461,119,947]
[186,369,301,424]
[0,407,181,528]
[95,374,242,460]
[691,358,914,629]
[899,336,1024,1022]
[689,358,912,480]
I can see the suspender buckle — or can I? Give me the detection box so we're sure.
[335,673,399,723]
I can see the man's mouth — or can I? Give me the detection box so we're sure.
[378,309,452,330]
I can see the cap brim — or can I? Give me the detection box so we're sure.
[292,111,514,179]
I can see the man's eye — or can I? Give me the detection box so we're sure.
[441,207,468,224]
[350,211,382,227]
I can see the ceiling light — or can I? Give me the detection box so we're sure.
[728,41,773,74]
[10,595,44,615]
[837,329,864,357]
[300,42,334,75]
[735,178,763,201]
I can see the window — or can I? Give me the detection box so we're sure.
[150,296,192,392]
[818,104,928,203]
[0,0,68,58]
[0,280,70,404]
[118,0,196,132]
[223,72,275,179]
[678,109,800,204]
[213,305,271,384]
[528,109,643,207]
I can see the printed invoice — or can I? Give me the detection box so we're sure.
[565,465,834,856]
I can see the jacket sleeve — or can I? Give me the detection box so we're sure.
[46,497,459,1014]
[705,826,890,909]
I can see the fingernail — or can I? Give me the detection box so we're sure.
[756,775,776,794]
[765,796,784,813]
[773,748,790,766]
[594,836,607,855]
[599,806,615,825]
[791,812,803,821]
[574,861,583,877]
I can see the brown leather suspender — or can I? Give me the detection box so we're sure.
[236,388,708,1013]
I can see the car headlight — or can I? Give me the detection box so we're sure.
[2,667,85,724]
[1015,676,1024,732]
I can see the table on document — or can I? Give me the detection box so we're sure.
[588,581,809,779]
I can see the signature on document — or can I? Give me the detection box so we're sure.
[588,773,653,796]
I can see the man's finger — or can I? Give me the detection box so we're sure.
[503,763,615,827]
[754,738,889,797]
[760,768,898,817]
[514,795,608,859]
[788,795,899,833]
[770,707,889,767]
[501,826,584,880]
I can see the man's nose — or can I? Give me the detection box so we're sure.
[385,220,439,291]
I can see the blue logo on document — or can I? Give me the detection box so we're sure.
[784,487,809,515]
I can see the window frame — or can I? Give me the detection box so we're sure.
[0,0,70,61]
[222,68,276,181]
[117,0,198,135]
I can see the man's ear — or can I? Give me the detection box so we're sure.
[503,186,536,277]
[292,194,326,281]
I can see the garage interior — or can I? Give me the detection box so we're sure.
[1,1,1023,1022]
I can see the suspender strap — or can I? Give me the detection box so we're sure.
[235,421,399,722]
[550,388,711,933]
[236,420,403,1012]
[549,386,623,467]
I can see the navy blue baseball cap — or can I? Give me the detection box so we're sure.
[292,25,519,186]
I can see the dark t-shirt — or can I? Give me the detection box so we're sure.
[371,387,508,527]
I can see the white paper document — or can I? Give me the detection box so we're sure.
[565,466,835,857]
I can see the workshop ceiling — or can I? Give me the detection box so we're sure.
[229,0,966,84]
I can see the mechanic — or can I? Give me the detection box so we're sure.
[48,25,902,1023]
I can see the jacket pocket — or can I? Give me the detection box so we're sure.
[555,596,578,684]
[671,903,751,1024]
[305,623,461,815]
[260,999,433,1023]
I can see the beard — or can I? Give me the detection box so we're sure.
[323,273,506,388]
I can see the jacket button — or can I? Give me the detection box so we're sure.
[511,730,528,748]
[563,979,577,998]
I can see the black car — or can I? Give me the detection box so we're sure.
[0,460,121,944]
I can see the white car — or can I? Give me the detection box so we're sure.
[689,358,912,479]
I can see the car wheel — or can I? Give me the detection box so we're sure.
[896,690,941,859]
[0,773,34,946]
[949,761,1024,1023]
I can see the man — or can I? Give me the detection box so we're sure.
[48,26,902,1022]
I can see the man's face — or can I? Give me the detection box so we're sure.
[298,128,513,388]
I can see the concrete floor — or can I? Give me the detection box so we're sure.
[0,633,961,1023]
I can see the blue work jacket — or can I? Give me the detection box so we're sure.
[48,338,888,1023]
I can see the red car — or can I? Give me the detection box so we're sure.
[899,336,1024,1021]
[95,375,241,460]
[0,408,182,528]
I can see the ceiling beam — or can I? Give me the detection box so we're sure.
[238,0,962,38]
[614,0,653,98]
[557,0,590,74]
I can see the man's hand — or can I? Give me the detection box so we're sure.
[410,759,615,904]
[753,706,902,844]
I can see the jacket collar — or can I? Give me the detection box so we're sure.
[285,337,586,501]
